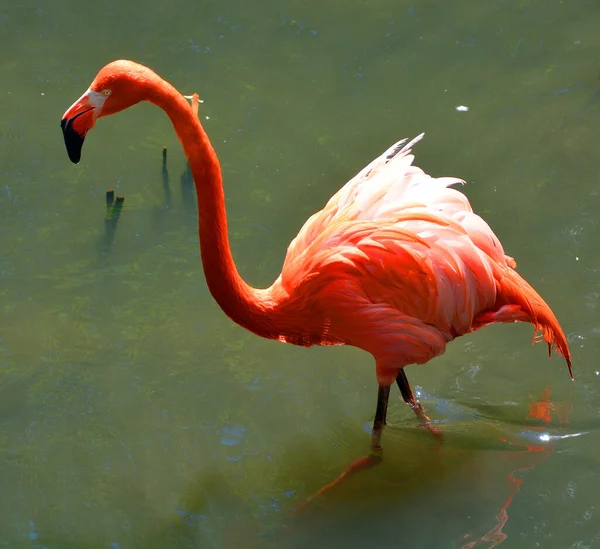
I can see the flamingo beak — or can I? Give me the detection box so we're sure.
[60,89,105,164]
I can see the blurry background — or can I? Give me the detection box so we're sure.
[0,0,599,547]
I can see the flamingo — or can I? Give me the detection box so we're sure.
[60,60,572,459]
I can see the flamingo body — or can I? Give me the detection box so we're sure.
[267,134,571,384]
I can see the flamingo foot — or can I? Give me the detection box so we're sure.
[397,369,443,442]
[409,400,443,440]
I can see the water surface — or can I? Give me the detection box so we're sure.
[1,0,599,547]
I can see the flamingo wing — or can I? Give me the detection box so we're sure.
[284,134,510,270]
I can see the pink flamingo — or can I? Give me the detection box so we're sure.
[61,60,572,458]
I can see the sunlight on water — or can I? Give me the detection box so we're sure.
[1,0,600,548]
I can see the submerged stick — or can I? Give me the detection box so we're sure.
[105,191,124,221]
[105,194,125,231]
[162,147,172,208]
[112,196,125,218]
[102,192,125,251]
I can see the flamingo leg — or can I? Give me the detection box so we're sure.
[370,385,390,453]
[295,379,439,512]
[396,369,442,439]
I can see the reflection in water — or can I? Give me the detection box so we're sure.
[461,388,572,549]
[205,388,578,549]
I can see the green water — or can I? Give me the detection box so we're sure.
[1,0,599,547]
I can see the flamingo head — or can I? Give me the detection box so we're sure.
[60,60,151,163]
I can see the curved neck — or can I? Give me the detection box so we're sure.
[147,80,277,335]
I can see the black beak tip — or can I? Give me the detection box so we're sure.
[60,118,84,164]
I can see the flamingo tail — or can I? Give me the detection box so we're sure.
[472,267,573,379]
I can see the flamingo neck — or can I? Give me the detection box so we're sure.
[147,80,277,336]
